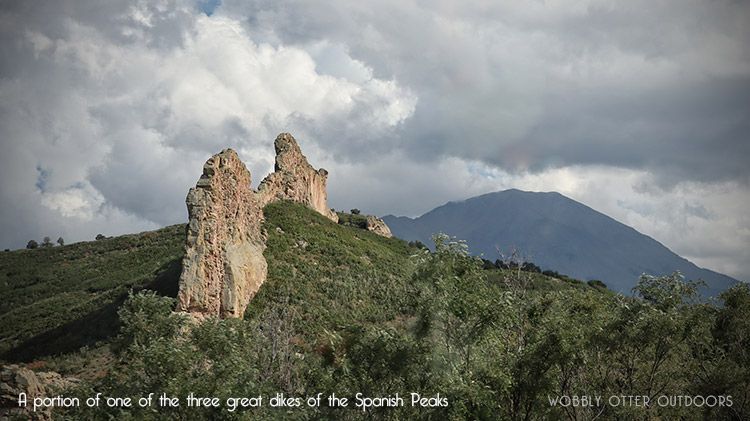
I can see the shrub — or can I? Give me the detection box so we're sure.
[587,279,607,289]
[521,261,541,273]
[26,240,38,249]
[408,240,428,250]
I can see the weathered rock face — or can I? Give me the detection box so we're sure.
[0,365,78,421]
[178,133,341,319]
[0,365,45,421]
[177,149,267,318]
[365,215,393,238]
[258,133,339,222]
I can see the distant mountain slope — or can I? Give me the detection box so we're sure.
[383,189,739,296]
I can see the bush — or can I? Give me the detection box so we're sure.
[336,211,368,229]
[521,262,541,273]
[587,279,607,289]
[26,240,38,249]
[634,271,700,310]
[408,240,428,250]
[95,234,106,241]
[350,208,360,215]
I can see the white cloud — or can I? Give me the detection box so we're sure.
[40,185,103,219]
[0,3,415,248]
[0,0,746,283]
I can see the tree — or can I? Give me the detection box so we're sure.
[57,237,64,246]
[26,240,38,249]
[415,233,508,374]
[521,261,541,273]
[584,273,703,419]
[350,208,361,215]
[41,236,53,248]
[633,271,700,310]
[95,234,106,241]
[692,283,750,420]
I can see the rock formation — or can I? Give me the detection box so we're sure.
[0,365,78,421]
[365,215,393,238]
[177,149,267,318]
[258,133,338,222]
[177,133,342,318]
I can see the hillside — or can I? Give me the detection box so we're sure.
[383,189,739,296]
[247,201,419,338]
[0,224,185,360]
[1,201,593,365]
[0,203,406,362]
[0,202,747,420]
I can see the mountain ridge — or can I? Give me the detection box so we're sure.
[382,188,738,296]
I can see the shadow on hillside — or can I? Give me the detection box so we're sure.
[2,258,182,363]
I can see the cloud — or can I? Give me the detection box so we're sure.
[0,0,747,282]
[0,0,414,248]
[215,0,750,279]
[220,0,750,184]
[323,152,750,280]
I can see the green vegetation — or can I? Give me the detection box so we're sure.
[1,202,748,420]
[253,202,417,330]
[336,210,369,230]
[0,224,185,360]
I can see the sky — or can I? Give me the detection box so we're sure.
[0,0,748,280]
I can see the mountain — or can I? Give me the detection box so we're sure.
[382,189,739,296]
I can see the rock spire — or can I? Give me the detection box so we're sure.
[177,149,267,318]
[258,133,338,222]
[177,133,387,318]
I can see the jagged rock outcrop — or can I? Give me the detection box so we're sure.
[177,149,267,318]
[178,133,339,318]
[0,365,78,421]
[365,215,393,238]
[258,133,338,222]
[0,365,45,420]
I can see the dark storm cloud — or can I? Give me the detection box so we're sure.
[220,0,750,184]
[514,76,750,185]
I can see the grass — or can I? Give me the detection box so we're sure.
[248,202,419,337]
[0,201,603,372]
[0,224,185,360]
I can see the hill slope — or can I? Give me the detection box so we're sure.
[0,202,421,363]
[0,225,184,360]
[0,201,594,365]
[3,201,744,420]
[383,189,738,296]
